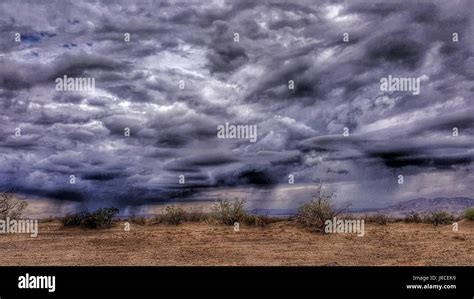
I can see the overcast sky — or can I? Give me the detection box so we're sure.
[0,0,473,213]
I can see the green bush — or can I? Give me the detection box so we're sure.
[464,208,474,221]
[426,211,454,226]
[211,198,247,225]
[62,208,119,228]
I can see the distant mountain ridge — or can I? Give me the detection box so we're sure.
[372,197,474,217]
[248,197,474,217]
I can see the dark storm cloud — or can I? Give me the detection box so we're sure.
[47,189,84,202]
[214,167,280,187]
[0,52,126,91]
[365,31,427,69]
[163,152,239,172]
[82,171,124,181]
[374,153,473,170]
[206,21,249,73]
[0,0,472,210]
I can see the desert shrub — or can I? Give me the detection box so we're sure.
[242,214,256,226]
[82,207,119,228]
[296,179,345,233]
[148,200,277,227]
[233,213,282,227]
[157,206,210,224]
[211,198,247,225]
[158,205,186,225]
[128,215,147,225]
[182,206,207,222]
[244,213,273,226]
[296,196,336,233]
[62,210,88,227]
[62,208,119,228]
[426,211,454,226]
[464,208,474,221]
[365,214,390,225]
[0,190,28,219]
[254,215,275,227]
[404,212,422,223]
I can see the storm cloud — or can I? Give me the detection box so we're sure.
[0,0,472,211]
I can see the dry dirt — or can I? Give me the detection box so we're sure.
[0,220,473,266]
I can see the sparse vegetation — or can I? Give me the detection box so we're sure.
[296,180,338,233]
[85,207,119,228]
[128,215,147,225]
[403,212,422,223]
[152,205,209,224]
[211,198,247,225]
[426,211,454,226]
[184,206,208,222]
[464,208,474,221]
[148,201,275,227]
[242,214,276,227]
[0,190,28,219]
[62,211,88,227]
[155,205,186,225]
[365,214,391,225]
[62,207,119,228]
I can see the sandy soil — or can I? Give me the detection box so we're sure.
[0,220,473,266]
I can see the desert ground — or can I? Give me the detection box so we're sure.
[0,220,473,266]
